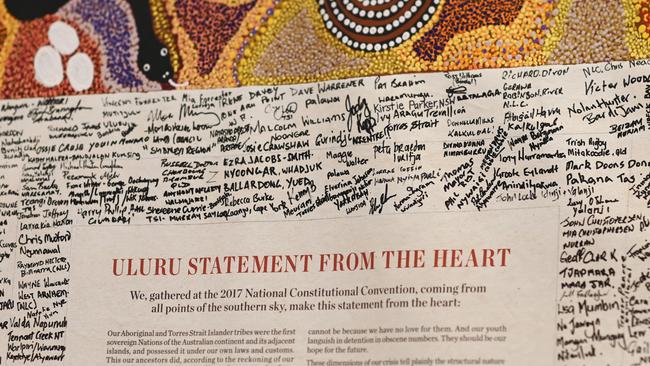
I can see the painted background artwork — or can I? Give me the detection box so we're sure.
[0,0,646,98]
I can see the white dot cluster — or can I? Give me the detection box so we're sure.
[318,0,439,52]
[34,21,94,91]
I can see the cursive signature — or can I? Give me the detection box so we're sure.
[345,95,377,135]
[369,184,396,214]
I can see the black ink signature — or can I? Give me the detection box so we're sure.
[445,85,467,99]
[369,184,396,215]
[345,95,377,135]
[178,104,222,125]
[265,102,298,121]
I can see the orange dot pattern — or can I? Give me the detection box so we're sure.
[0,0,644,97]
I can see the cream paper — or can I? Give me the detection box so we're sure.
[1,60,650,365]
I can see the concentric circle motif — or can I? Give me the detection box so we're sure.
[317,0,439,52]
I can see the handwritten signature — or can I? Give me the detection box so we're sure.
[445,85,467,99]
[369,184,396,215]
[345,95,377,135]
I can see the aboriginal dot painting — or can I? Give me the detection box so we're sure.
[0,0,645,97]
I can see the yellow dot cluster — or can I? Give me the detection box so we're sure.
[638,0,650,38]
[424,0,560,71]
[624,0,650,58]
[0,3,19,92]
[150,0,181,75]
[540,0,571,61]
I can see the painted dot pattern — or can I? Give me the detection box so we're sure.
[2,15,107,98]
[175,0,256,76]
[317,0,440,51]
[63,0,147,89]
[0,0,645,96]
